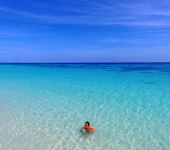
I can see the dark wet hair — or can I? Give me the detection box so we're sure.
[85,121,90,126]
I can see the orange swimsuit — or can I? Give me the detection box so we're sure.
[84,125,95,132]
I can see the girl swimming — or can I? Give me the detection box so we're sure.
[82,121,95,133]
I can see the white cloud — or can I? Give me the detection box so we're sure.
[0,1,170,26]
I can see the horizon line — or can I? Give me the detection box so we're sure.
[0,62,170,64]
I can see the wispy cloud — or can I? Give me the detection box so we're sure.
[0,30,50,37]
[0,0,170,26]
[0,50,8,53]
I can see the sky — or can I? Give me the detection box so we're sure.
[0,0,170,62]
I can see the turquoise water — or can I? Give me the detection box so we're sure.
[0,63,170,150]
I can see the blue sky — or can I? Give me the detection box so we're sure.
[0,0,170,62]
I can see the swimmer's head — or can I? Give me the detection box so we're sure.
[85,121,90,126]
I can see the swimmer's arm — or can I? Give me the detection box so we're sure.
[82,128,87,133]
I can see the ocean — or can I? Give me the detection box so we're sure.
[0,63,170,150]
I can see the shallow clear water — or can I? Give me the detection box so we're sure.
[0,63,170,150]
